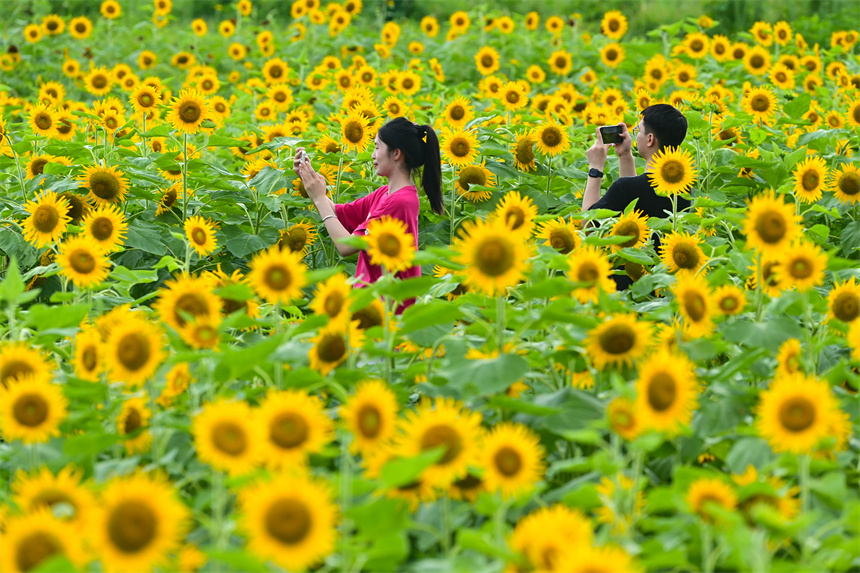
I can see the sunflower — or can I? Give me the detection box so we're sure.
[154,273,222,332]
[350,298,386,332]
[100,0,121,18]
[509,504,593,572]
[635,348,699,434]
[0,342,53,389]
[568,246,616,303]
[28,104,59,138]
[743,46,771,76]
[792,156,830,203]
[238,472,337,571]
[24,23,42,43]
[117,396,152,454]
[24,154,70,180]
[309,272,352,322]
[659,231,705,275]
[769,63,796,91]
[536,217,580,254]
[396,397,482,488]
[526,64,546,84]
[11,465,97,527]
[827,277,860,324]
[130,84,161,115]
[68,15,92,39]
[673,273,715,337]
[686,478,737,523]
[440,127,480,166]
[258,389,333,468]
[600,43,625,68]
[0,374,67,443]
[773,20,792,45]
[81,204,127,253]
[847,98,860,128]
[511,133,537,172]
[747,258,786,298]
[0,509,85,573]
[473,46,500,75]
[601,10,628,39]
[365,216,415,273]
[479,422,544,498]
[758,372,840,454]
[21,191,71,248]
[556,544,642,573]
[340,379,398,455]
[104,316,165,387]
[443,96,474,129]
[775,241,827,292]
[532,121,571,157]
[683,32,710,58]
[182,215,218,257]
[166,89,210,134]
[248,246,308,304]
[71,327,102,382]
[57,236,110,288]
[92,471,188,573]
[338,109,372,153]
[395,70,421,96]
[493,191,538,238]
[308,320,364,376]
[547,49,573,75]
[192,399,263,475]
[648,146,697,196]
[585,314,651,371]
[743,191,801,257]
[609,210,649,252]
[709,34,731,60]
[452,218,532,296]
[772,339,800,377]
[452,162,494,202]
[500,81,529,112]
[80,164,129,207]
[713,284,747,316]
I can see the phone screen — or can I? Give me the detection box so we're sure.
[599,125,624,145]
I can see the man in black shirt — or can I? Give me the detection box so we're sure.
[582,104,690,288]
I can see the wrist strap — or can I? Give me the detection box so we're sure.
[321,214,337,223]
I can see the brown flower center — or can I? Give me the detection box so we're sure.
[682,290,707,321]
[449,105,465,120]
[33,205,60,233]
[832,291,859,322]
[16,532,61,572]
[265,499,311,544]
[598,323,635,355]
[541,127,561,147]
[89,171,120,200]
[754,209,787,244]
[70,248,96,274]
[264,264,293,291]
[672,243,699,269]
[13,393,49,426]
[838,172,860,196]
[343,120,364,144]
[317,332,346,362]
[269,412,309,449]
[614,220,642,248]
[116,332,152,372]
[108,501,156,553]
[647,372,677,411]
[212,421,247,455]
[179,101,202,123]
[420,424,462,465]
[123,407,142,434]
[476,236,515,277]
[494,446,522,476]
[91,217,114,241]
[778,396,815,432]
[660,159,685,184]
[548,228,576,254]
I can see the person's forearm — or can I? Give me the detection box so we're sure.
[618,152,636,178]
[582,177,603,211]
[313,197,359,256]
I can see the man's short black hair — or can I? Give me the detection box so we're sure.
[641,104,687,151]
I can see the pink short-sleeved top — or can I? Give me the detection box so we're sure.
[335,185,421,307]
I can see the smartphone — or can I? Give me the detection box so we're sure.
[598,125,624,145]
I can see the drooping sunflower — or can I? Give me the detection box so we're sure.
[21,191,71,248]
[493,191,538,238]
[479,422,545,499]
[585,314,652,371]
[455,162,496,202]
[686,478,737,523]
[184,215,218,257]
[659,231,705,275]
[609,210,649,252]
[673,273,715,338]
[73,327,103,382]
[117,396,152,454]
[774,240,827,292]
[166,89,210,134]
[827,277,860,324]
[258,389,334,468]
[533,120,570,156]
[192,399,263,475]
[452,218,532,296]
[11,465,97,527]
[309,272,352,322]
[92,471,189,573]
[238,472,338,572]
[443,96,474,129]
[57,236,111,288]
[81,204,127,252]
[648,146,697,196]
[340,379,399,455]
[80,164,129,207]
[0,509,85,573]
[0,373,67,443]
[308,320,364,376]
[713,284,747,316]
[440,127,480,166]
[474,46,500,75]
[365,216,415,273]
[510,132,537,172]
[601,10,628,40]
[154,273,222,332]
[600,43,626,68]
[248,246,308,304]
[792,156,830,203]
[568,246,616,303]
[396,397,482,488]
[635,348,699,435]
[742,191,801,258]
[28,104,59,138]
[536,217,580,255]
[757,373,839,454]
[509,504,593,572]
[104,316,165,387]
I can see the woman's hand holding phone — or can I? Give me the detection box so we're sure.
[294,148,327,203]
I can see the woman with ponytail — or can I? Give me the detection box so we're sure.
[294,117,443,309]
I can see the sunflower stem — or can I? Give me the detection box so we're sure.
[441,493,452,556]
[5,133,30,200]
[545,154,553,194]
[755,251,764,322]
[799,453,811,514]
[142,113,147,158]
[701,522,715,573]
[340,433,354,572]
[449,167,457,245]
[211,470,227,573]
[494,497,512,546]
[496,295,506,351]
[29,443,39,470]
[184,238,192,275]
[671,191,678,233]
[182,131,189,222]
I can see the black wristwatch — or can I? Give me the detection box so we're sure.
[588,168,604,178]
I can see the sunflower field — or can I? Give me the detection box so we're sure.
[1,0,860,571]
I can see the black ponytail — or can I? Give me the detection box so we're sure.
[378,117,444,215]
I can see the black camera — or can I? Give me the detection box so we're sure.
[598,125,624,145]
